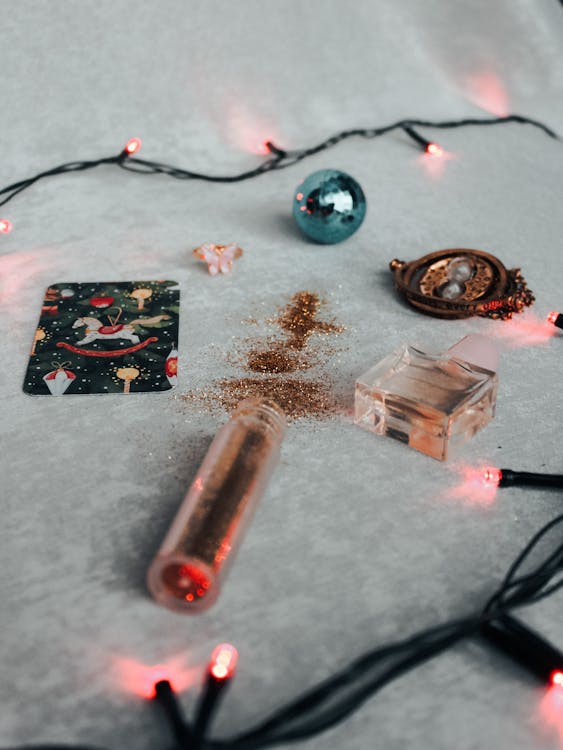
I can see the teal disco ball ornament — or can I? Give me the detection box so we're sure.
[292,169,367,244]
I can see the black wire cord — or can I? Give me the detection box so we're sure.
[499,469,563,489]
[211,511,563,750]
[6,511,563,750]
[2,113,562,749]
[0,114,559,210]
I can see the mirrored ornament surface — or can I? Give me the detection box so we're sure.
[292,169,366,244]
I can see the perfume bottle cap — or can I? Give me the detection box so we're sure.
[448,334,498,372]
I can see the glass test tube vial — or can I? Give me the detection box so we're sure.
[147,398,286,614]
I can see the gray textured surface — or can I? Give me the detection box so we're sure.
[1,1,563,748]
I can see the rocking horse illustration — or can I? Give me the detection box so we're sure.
[72,308,169,345]
[56,308,170,357]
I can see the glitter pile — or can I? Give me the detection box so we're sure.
[246,291,343,375]
[246,345,305,374]
[218,378,337,419]
[180,291,345,420]
[276,291,342,349]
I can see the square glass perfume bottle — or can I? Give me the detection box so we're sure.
[354,335,499,461]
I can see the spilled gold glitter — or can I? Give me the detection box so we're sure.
[218,377,337,420]
[276,291,343,349]
[178,291,345,421]
[246,342,309,374]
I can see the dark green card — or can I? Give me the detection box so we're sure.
[23,280,180,395]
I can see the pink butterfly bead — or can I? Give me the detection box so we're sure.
[193,243,243,275]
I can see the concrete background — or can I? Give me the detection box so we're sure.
[1,1,563,748]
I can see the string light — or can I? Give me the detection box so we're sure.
[481,466,563,489]
[547,311,563,329]
[402,125,444,156]
[209,643,238,681]
[551,670,563,688]
[8,510,563,750]
[124,137,142,155]
[482,615,563,689]
[255,141,272,155]
[483,467,503,486]
[2,115,563,747]
[191,643,239,745]
[154,680,191,745]
[264,140,287,158]
[425,142,443,157]
[0,115,558,217]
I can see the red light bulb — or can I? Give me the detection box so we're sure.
[254,141,271,155]
[426,142,443,157]
[209,643,238,681]
[124,137,142,155]
[483,467,502,486]
[547,311,560,325]
[551,670,563,688]
[0,219,13,234]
